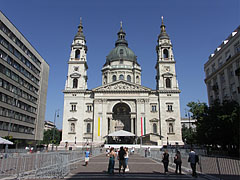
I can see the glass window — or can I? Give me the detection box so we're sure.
[127,75,131,82]
[153,123,157,134]
[87,123,91,133]
[112,75,116,82]
[119,74,124,80]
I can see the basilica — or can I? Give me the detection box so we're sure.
[60,18,183,147]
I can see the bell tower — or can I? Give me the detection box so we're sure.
[155,17,183,146]
[155,16,179,91]
[65,18,88,90]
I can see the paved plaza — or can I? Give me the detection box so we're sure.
[64,153,208,180]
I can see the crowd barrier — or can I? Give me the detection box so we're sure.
[0,148,102,179]
[137,148,240,180]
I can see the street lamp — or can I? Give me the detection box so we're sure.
[52,109,59,151]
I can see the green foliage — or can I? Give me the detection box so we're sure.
[181,125,197,145]
[187,100,240,151]
[41,128,61,145]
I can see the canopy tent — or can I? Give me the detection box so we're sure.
[0,137,14,145]
[106,130,136,137]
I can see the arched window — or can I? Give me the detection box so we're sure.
[70,123,75,133]
[127,75,131,82]
[166,78,171,88]
[87,123,91,133]
[112,75,116,82]
[153,123,157,134]
[73,78,78,88]
[163,49,169,59]
[120,49,123,55]
[104,76,107,84]
[136,76,139,83]
[169,123,174,133]
[75,50,80,59]
[119,74,124,80]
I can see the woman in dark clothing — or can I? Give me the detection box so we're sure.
[174,150,182,174]
[162,150,169,174]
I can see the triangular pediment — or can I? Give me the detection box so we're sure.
[70,73,81,78]
[162,72,173,77]
[92,80,151,92]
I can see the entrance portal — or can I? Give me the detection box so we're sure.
[112,103,131,132]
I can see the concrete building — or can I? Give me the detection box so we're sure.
[181,117,197,130]
[61,17,183,148]
[204,26,240,105]
[44,121,55,131]
[0,11,49,141]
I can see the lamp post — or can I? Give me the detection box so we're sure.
[52,109,59,151]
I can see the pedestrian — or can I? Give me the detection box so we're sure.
[84,148,90,166]
[188,148,199,177]
[107,147,116,175]
[118,146,126,175]
[162,149,169,174]
[124,147,129,172]
[174,150,182,174]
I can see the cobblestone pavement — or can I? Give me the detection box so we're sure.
[64,153,209,180]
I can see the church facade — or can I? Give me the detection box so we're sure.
[61,18,183,147]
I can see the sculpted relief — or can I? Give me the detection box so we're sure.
[94,81,150,92]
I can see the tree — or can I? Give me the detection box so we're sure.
[181,125,197,145]
[187,100,240,153]
[41,128,61,146]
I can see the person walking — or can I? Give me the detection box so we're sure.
[124,147,129,172]
[84,148,90,166]
[118,146,126,176]
[174,150,182,174]
[107,147,116,175]
[162,149,169,174]
[188,148,198,177]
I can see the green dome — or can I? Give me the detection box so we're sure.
[106,45,137,62]
[106,26,137,63]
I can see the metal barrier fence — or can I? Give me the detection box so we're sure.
[0,148,102,179]
[137,148,240,180]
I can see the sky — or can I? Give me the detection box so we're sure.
[1,0,239,129]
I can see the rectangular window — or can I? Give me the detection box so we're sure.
[166,103,173,112]
[211,63,216,73]
[87,104,92,112]
[218,57,223,68]
[71,104,77,111]
[151,104,157,112]
[225,50,231,61]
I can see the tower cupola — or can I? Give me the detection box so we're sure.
[158,16,169,40]
[74,17,85,40]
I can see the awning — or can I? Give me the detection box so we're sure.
[106,130,136,137]
[0,137,14,145]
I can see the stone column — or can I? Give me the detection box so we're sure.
[131,118,134,133]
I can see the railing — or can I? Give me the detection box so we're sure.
[137,148,240,180]
[0,148,102,179]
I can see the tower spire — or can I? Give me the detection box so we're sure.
[115,21,128,47]
[75,17,85,39]
[159,16,169,39]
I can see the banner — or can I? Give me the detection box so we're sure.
[98,117,102,136]
[141,117,146,136]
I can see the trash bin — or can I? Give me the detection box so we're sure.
[69,147,72,151]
